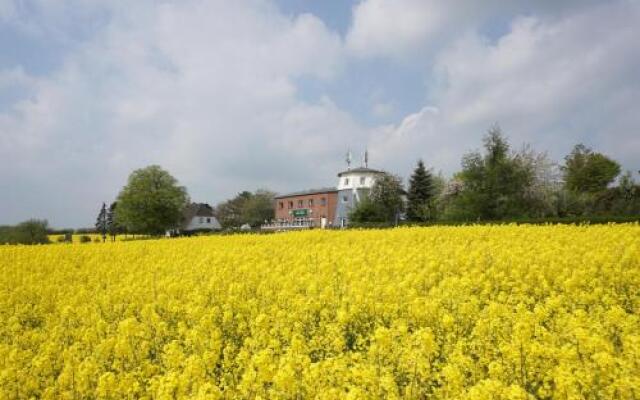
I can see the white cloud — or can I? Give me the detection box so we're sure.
[0,0,351,226]
[435,2,640,155]
[1,0,638,227]
[368,106,449,173]
[346,0,447,57]
[345,0,606,59]
[368,1,640,177]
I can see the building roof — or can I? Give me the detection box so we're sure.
[274,187,337,199]
[337,167,384,177]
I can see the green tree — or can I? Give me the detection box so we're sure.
[562,144,621,193]
[348,197,383,223]
[516,146,563,218]
[480,127,532,218]
[429,172,448,218]
[95,203,107,242]
[242,190,276,228]
[588,170,640,216]
[106,202,121,242]
[115,165,189,235]
[369,173,405,224]
[215,190,275,229]
[446,125,537,220]
[619,170,637,200]
[215,191,253,229]
[16,219,51,244]
[406,160,435,222]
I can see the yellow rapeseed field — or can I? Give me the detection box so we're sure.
[1,225,639,399]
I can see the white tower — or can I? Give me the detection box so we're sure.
[334,150,384,227]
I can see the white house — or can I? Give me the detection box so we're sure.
[169,203,221,235]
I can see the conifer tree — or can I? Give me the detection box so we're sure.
[106,202,119,242]
[407,159,435,221]
[95,203,108,242]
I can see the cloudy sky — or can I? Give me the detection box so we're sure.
[1,0,638,227]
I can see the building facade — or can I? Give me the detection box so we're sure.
[274,188,338,228]
[334,167,384,227]
[268,151,385,229]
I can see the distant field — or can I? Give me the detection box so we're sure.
[48,234,140,243]
[2,225,639,399]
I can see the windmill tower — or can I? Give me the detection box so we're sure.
[333,149,384,227]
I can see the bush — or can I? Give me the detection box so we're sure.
[79,235,92,243]
[55,233,73,243]
[349,198,384,224]
[348,215,640,229]
[592,186,640,216]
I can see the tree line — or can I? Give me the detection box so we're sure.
[350,125,638,225]
[0,220,51,245]
[91,166,276,239]
[4,125,636,244]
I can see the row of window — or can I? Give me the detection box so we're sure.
[275,216,326,221]
[279,197,327,209]
[198,217,212,223]
[343,176,366,186]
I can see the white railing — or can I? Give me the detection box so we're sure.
[261,221,314,230]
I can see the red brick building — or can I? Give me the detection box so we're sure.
[274,187,338,227]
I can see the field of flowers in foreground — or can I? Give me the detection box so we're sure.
[1,225,639,399]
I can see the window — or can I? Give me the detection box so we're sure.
[298,199,303,207]
[206,218,211,223]
[288,201,293,208]
[199,217,204,223]
[279,202,284,209]
[343,195,348,203]
[344,178,349,186]
[360,176,366,185]
[308,199,314,207]
[320,197,326,206]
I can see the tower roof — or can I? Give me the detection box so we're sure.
[337,167,384,177]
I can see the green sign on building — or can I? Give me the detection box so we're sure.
[292,209,309,217]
